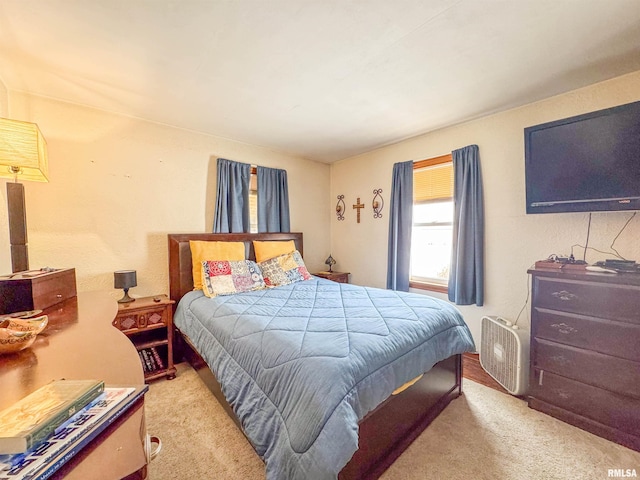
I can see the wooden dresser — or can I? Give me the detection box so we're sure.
[528,268,640,451]
[0,292,148,479]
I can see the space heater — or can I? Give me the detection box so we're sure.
[479,316,529,395]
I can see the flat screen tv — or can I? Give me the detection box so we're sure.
[525,100,640,214]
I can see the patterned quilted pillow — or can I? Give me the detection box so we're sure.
[201,260,266,298]
[259,250,311,287]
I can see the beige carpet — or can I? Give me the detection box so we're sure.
[145,363,640,479]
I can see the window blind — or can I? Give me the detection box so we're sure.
[414,161,453,203]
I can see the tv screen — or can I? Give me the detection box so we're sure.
[525,100,640,214]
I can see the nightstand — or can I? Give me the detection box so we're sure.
[314,271,350,283]
[113,294,176,382]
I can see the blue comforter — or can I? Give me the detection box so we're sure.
[174,277,475,479]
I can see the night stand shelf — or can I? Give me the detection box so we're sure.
[135,338,169,350]
[113,294,176,382]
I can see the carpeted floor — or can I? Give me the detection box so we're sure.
[145,363,640,479]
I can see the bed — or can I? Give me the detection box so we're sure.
[168,232,475,479]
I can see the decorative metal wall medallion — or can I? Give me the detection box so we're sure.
[372,189,383,218]
[336,195,345,220]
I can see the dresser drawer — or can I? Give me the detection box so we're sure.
[113,306,168,332]
[533,338,640,398]
[0,268,77,314]
[530,369,640,436]
[534,277,640,324]
[533,309,640,362]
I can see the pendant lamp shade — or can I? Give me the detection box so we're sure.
[0,118,49,182]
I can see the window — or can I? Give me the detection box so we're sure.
[410,154,453,292]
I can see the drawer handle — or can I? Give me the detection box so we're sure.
[551,355,569,366]
[550,322,578,335]
[551,290,577,301]
[56,294,62,299]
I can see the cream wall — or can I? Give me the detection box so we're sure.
[0,93,331,299]
[0,78,7,114]
[330,70,640,346]
[0,78,9,272]
[3,72,640,341]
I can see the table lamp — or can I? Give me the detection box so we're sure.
[114,270,137,303]
[0,118,49,273]
[325,255,336,272]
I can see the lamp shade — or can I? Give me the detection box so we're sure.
[114,270,137,289]
[0,118,49,183]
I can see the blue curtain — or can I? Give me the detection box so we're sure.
[448,145,485,306]
[257,166,290,233]
[386,160,413,291]
[213,158,251,233]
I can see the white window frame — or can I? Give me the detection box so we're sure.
[409,154,453,293]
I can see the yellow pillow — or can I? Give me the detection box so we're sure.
[189,241,245,290]
[253,240,296,263]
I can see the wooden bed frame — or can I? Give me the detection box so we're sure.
[168,232,463,479]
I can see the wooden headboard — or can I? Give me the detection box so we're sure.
[167,232,303,303]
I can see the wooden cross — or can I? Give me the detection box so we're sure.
[352,197,365,223]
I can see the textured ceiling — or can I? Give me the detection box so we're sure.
[1,1,640,163]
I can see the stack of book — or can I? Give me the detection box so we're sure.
[138,346,165,374]
[0,380,146,480]
[0,379,104,456]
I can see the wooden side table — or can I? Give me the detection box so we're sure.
[313,271,350,283]
[113,294,176,382]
